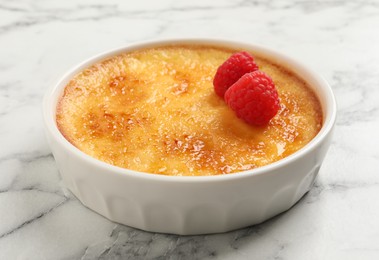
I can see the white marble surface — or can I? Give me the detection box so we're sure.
[1,0,379,259]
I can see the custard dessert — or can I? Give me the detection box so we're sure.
[56,44,322,176]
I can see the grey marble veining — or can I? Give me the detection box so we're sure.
[1,0,379,259]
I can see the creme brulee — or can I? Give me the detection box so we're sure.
[56,44,322,176]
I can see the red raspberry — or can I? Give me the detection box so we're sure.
[224,71,280,126]
[213,51,259,97]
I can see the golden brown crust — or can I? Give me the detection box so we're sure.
[56,45,322,176]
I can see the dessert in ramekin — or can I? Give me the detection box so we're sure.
[43,39,336,235]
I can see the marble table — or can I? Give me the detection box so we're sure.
[1,0,379,259]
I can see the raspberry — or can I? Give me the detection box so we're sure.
[224,71,280,126]
[213,51,259,97]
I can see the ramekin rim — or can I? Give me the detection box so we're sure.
[43,38,337,183]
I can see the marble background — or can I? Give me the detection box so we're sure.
[1,0,379,259]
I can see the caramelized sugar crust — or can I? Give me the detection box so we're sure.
[56,45,322,176]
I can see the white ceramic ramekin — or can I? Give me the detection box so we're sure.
[43,39,336,235]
